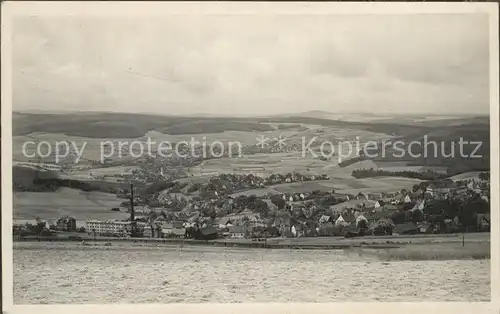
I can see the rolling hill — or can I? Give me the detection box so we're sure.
[13,111,434,138]
[14,187,129,221]
[361,123,491,175]
[13,112,275,138]
[12,111,491,184]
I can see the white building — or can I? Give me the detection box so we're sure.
[143,225,153,237]
[355,214,368,227]
[335,215,347,226]
[85,220,131,235]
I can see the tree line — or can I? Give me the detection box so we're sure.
[351,168,447,181]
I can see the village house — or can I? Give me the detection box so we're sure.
[342,212,356,225]
[369,218,395,236]
[404,195,412,203]
[228,225,252,238]
[393,193,405,204]
[410,200,425,213]
[290,224,305,237]
[476,213,490,232]
[355,213,368,228]
[143,225,153,237]
[331,193,350,202]
[317,223,343,236]
[355,192,369,200]
[411,188,425,196]
[197,226,219,240]
[153,216,168,225]
[214,217,234,228]
[330,199,377,215]
[248,217,267,228]
[160,221,184,236]
[319,215,333,224]
[317,223,333,236]
[335,212,355,227]
[273,210,292,227]
[56,216,77,232]
[417,222,434,234]
[467,180,484,195]
[162,227,186,238]
[444,218,461,233]
[373,201,400,213]
[393,222,419,235]
[366,193,383,200]
[364,210,390,223]
[426,180,465,196]
[380,203,399,212]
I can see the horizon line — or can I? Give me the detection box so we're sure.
[13,109,490,118]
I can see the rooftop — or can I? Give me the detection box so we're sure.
[394,222,419,234]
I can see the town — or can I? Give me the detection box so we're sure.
[13,170,490,244]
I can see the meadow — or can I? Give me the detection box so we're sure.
[13,133,140,163]
[11,112,491,224]
[13,187,129,223]
[13,111,438,138]
[60,165,139,181]
[231,177,421,197]
[14,239,490,303]
[449,171,484,181]
[188,152,330,177]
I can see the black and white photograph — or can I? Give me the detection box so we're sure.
[2,1,499,309]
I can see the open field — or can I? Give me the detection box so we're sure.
[13,133,141,163]
[449,171,484,181]
[13,111,431,138]
[189,152,331,177]
[13,188,129,223]
[146,129,301,146]
[14,233,490,259]
[13,112,490,179]
[187,154,441,181]
[231,176,421,197]
[214,233,491,259]
[297,111,487,125]
[59,165,139,181]
[250,232,490,246]
[13,239,490,303]
[13,124,390,154]
[13,124,390,164]
[374,161,448,173]
[332,160,448,174]
[12,112,275,138]
[329,199,378,211]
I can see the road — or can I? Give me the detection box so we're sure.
[218,232,490,247]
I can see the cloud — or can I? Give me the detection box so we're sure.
[11,14,490,115]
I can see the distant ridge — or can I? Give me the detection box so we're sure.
[13,110,488,138]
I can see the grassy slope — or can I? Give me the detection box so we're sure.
[13,112,273,138]
[368,123,490,174]
[13,111,429,138]
[12,112,491,201]
[13,187,129,222]
[358,242,490,261]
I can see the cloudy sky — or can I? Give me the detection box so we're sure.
[12,13,490,116]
